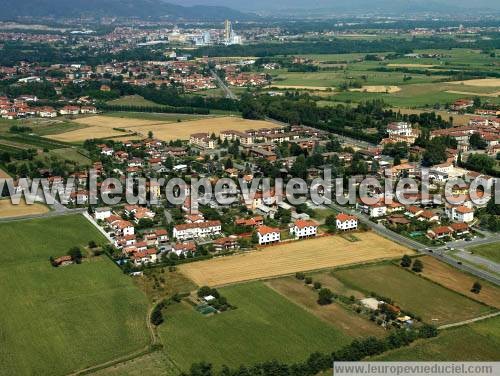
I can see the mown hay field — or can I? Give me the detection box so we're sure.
[47,115,279,142]
[179,232,411,286]
[417,256,500,309]
[0,199,50,218]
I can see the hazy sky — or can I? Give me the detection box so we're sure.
[170,0,500,12]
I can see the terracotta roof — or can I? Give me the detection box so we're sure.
[257,225,280,235]
[336,213,357,222]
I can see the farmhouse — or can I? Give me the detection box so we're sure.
[336,213,358,231]
[257,225,281,245]
[289,219,318,239]
[173,220,222,241]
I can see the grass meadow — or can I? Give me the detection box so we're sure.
[375,316,500,361]
[470,243,500,264]
[0,215,150,376]
[334,264,493,325]
[159,282,351,371]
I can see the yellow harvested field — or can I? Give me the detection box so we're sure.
[179,232,411,286]
[395,108,475,127]
[47,116,280,142]
[350,85,401,93]
[387,63,436,68]
[418,256,500,309]
[449,78,500,87]
[143,117,279,142]
[445,90,500,97]
[0,199,49,218]
[268,84,331,91]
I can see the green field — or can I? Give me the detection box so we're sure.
[0,215,150,376]
[376,316,500,361]
[107,95,163,107]
[334,264,493,325]
[160,282,351,371]
[470,243,500,264]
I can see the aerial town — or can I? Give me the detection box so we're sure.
[0,1,499,375]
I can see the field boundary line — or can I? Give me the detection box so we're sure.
[438,311,500,330]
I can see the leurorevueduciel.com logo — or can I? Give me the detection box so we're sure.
[0,168,497,211]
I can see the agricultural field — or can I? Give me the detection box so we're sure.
[270,48,500,108]
[47,115,279,142]
[469,243,500,265]
[179,232,411,286]
[0,215,150,376]
[0,198,50,219]
[266,277,386,338]
[376,316,500,361]
[334,264,494,325]
[159,282,351,371]
[417,256,500,309]
[107,95,164,107]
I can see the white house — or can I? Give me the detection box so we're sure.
[447,205,475,223]
[59,105,80,115]
[94,207,112,221]
[357,201,387,218]
[257,225,281,245]
[290,219,318,239]
[173,220,222,241]
[336,213,358,231]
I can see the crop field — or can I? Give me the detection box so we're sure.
[0,215,150,376]
[47,115,279,142]
[417,256,500,309]
[395,108,480,127]
[107,95,164,107]
[179,233,411,286]
[266,277,386,338]
[376,316,500,361]
[159,282,351,371]
[334,264,493,325]
[469,243,500,264]
[0,198,50,218]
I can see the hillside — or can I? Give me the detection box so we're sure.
[0,0,254,21]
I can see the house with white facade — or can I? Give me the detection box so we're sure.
[446,205,475,223]
[173,220,222,241]
[289,220,318,239]
[257,225,281,245]
[336,213,358,231]
[94,207,112,221]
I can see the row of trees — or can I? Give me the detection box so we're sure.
[185,324,438,376]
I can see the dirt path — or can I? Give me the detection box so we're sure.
[438,311,500,330]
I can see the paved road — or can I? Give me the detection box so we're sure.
[452,249,500,274]
[325,202,500,286]
[211,69,237,100]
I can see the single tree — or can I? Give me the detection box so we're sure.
[401,255,412,268]
[317,288,334,305]
[471,281,482,294]
[412,259,423,273]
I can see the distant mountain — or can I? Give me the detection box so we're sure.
[0,0,255,21]
[170,0,500,13]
